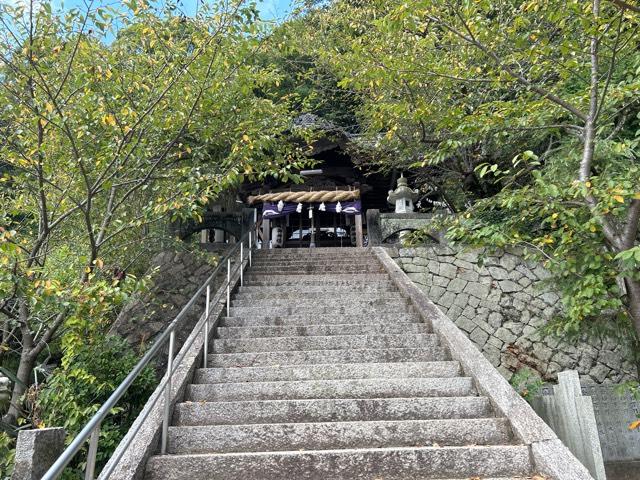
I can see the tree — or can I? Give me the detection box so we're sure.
[0,0,308,426]
[290,0,640,346]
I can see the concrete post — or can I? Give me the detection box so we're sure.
[531,371,606,480]
[12,428,65,480]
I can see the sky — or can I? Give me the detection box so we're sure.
[50,0,294,21]
[257,0,292,20]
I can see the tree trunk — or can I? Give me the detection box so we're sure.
[2,348,36,426]
[626,277,640,340]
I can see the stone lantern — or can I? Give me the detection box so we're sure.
[387,174,419,213]
[0,374,11,410]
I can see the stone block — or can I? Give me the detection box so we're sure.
[495,327,517,344]
[453,293,470,309]
[447,278,468,294]
[487,266,510,280]
[461,305,475,319]
[12,428,65,480]
[464,282,490,299]
[533,265,552,280]
[455,315,476,333]
[457,250,481,263]
[438,263,457,280]
[470,327,489,347]
[447,304,463,320]
[468,296,480,308]
[486,335,504,350]
[488,312,503,328]
[499,253,519,271]
[438,291,457,308]
[539,291,560,305]
[458,269,480,282]
[590,364,611,383]
[453,258,475,271]
[503,321,524,336]
[518,276,533,288]
[508,269,524,281]
[532,343,554,362]
[433,275,451,288]
[483,343,502,367]
[429,285,446,300]
[499,280,520,293]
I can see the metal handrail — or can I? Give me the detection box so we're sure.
[42,225,256,480]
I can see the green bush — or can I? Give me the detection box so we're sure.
[510,368,544,403]
[0,431,15,479]
[37,336,156,479]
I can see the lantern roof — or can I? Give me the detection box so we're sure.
[387,174,419,204]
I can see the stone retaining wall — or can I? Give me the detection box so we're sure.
[386,246,637,384]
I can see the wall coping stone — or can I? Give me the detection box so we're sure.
[12,428,65,480]
[98,264,243,480]
[373,246,595,480]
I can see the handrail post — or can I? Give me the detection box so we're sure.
[240,243,244,287]
[203,284,210,369]
[84,424,100,480]
[249,232,253,267]
[226,258,231,317]
[161,330,175,455]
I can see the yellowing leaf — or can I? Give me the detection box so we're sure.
[634,192,640,200]
[613,195,625,203]
[242,134,250,142]
[585,181,591,188]
[630,420,640,430]
[45,103,54,114]
[102,114,117,127]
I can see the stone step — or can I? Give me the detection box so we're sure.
[232,291,404,301]
[230,297,409,308]
[220,313,423,327]
[208,347,448,367]
[172,396,494,426]
[244,274,391,286]
[237,285,397,295]
[186,377,475,402]
[194,361,460,384]
[215,323,429,339]
[166,418,513,455]
[228,304,415,316]
[247,265,385,275]
[249,263,382,271]
[250,258,380,266]
[213,333,437,354]
[254,247,370,257]
[145,445,533,480]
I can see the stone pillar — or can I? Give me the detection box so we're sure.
[531,370,606,480]
[365,209,381,246]
[261,218,270,249]
[12,428,65,480]
[354,214,364,248]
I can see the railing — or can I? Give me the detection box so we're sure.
[42,226,256,480]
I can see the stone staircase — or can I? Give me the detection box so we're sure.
[144,248,538,480]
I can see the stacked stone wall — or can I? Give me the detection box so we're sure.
[387,246,637,384]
